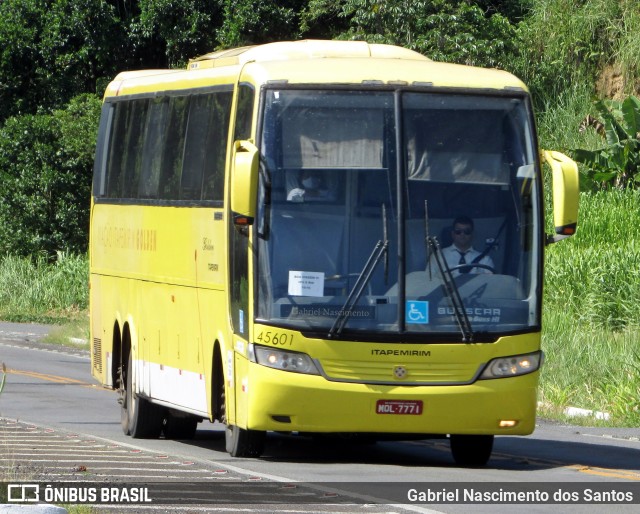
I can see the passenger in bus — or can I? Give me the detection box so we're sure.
[286,170,336,202]
[440,215,494,276]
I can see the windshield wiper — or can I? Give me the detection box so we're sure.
[328,205,389,338]
[427,236,474,342]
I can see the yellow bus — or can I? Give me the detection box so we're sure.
[90,40,578,466]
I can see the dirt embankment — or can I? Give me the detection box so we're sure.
[597,63,640,100]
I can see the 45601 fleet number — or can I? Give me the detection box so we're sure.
[255,331,294,346]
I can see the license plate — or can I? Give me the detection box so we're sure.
[376,400,423,415]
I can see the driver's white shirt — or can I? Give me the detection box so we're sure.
[441,244,494,276]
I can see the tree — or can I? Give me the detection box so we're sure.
[135,0,223,67]
[0,0,122,123]
[411,0,517,68]
[0,95,102,256]
[217,0,305,49]
[300,0,351,39]
[315,0,518,69]
[0,0,49,121]
[40,0,123,101]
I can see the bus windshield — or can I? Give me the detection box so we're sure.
[256,89,541,341]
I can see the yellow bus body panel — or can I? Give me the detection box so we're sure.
[90,202,228,418]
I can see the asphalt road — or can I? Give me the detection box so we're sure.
[0,322,639,513]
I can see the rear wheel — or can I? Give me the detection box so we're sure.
[120,353,163,438]
[450,434,494,467]
[225,424,266,458]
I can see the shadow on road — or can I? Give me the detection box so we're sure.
[182,424,640,474]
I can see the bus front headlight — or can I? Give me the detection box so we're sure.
[479,351,543,379]
[249,344,320,375]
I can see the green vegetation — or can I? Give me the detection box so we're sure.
[43,318,90,348]
[572,96,640,189]
[0,95,101,256]
[541,309,640,426]
[542,190,640,426]
[0,252,87,324]
[0,1,639,427]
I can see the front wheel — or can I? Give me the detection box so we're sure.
[225,424,266,458]
[449,434,494,467]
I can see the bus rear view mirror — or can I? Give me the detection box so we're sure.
[231,140,259,224]
[541,150,579,243]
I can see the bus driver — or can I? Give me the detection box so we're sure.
[440,215,494,276]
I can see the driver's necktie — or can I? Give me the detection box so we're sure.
[457,251,470,274]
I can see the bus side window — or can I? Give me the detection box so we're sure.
[159,96,190,200]
[234,84,254,140]
[93,103,113,198]
[202,92,232,201]
[100,87,237,204]
[105,99,149,199]
[138,97,170,199]
[182,91,232,202]
[182,94,211,200]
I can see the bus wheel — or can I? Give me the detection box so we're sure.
[225,424,266,458]
[162,413,198,440]
[449,434,494,467]
[121,354,163,438]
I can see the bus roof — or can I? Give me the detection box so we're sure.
[105,40,528,98]
[187,40,430,69]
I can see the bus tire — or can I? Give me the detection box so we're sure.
[225,424,266,458]
[449,434,494,467]
[162,413,199,440]
[121,353,163,439]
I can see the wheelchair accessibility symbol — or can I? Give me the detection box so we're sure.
[406,301,429,324]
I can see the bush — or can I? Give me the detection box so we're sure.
[0,94,101,257]
[572,96,640,190]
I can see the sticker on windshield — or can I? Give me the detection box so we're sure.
[406,301,429,324]
[288,271,325,297]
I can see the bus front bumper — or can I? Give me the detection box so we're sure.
[242,363,538,436]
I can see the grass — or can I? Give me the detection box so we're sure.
[544,189,640,329]
[0,252,88,324]
[43,317,90,347]
[541,310,640,426]
[534,82,603,152]
[534,78,640,427]
[540,189,640,427]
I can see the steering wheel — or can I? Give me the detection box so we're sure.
[449,263,495,274]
